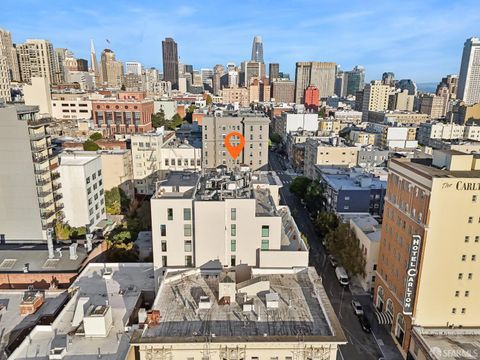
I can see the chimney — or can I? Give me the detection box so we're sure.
[47,228,54,259]
[69,243,78,260]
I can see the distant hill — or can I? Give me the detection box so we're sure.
[416,82,437,93]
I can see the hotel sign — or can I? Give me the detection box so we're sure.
[403,235,422,315]
[442,181,480,190]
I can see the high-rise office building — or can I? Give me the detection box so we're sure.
[269,63,279,82]
[54,48,68,84]
[251,35,264,63]
[382,72,395,86]
[0,104,63,242]
[213,64,225,95]
[89,39,100,87]
[458,37,480,105]
[361,80,391,121]
[242,61,263,86]
[436,74,458,99]
[271,80,295,103]
[374,150,480,353]
[294,61,336,103]
[0,54,10,101]
[162,37,179,89]
[100,48,124,88]
[334,71,347,97]
[346,65,365,96]
[396,79,417,96]
[76,58,88,72]
[16,39,56,84]
[0,28,20,82]
[125,61,142,76]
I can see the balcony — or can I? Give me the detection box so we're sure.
[34,167,49,175]
[55,203,65,211]
[35,178,51,186]
[53,183,62,192]
[32,155,49,163]
[40,209,55,219]
[31,144,49,152]
[51,171,60,180]
[37,190,52,198]
[53,193,62,202]
[30,132,45,141]
[41,221,55,230]
[39,200,54,209]
[27,116,52,128]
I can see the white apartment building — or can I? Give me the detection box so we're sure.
[132,131,201,195]
[125,61,142,75]
[151,170,309,271]
[365,122,418,150]
[458,37,480,105]
[273,112,319,139]
[16,39,56,84]
[59,153,106,229]
[51,95,92,120]
[350,215,381,293]
[304,138,359,178]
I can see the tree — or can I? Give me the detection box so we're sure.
[105,188,122,215]
[184,104,196,123]
[325,222,366,277]
[170,113,183,129]
[314,211,339,237]
[89,132,102,141]
[106,240,139,262]
[83,140,100,151]
[206,94,213,105]
[318,107,326,118]
[270,133,282,144]
[151,110,166,128]
[304,180,325,215]
[289,176,312,199]
[55,221,71,240]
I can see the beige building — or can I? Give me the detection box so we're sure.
[350,215,381,293]
[51,93,92,120]
[271,79,295,103]
[419,93,448,119]
[202,111,269,170]
[129,266,346,360]
[151,169,308,270]
[457,101,480,124]
[0,104,63,241]
[367,110,430,125]
[349,130,376,146]
[304,138,359,178]
[318,119,347,135]
[374,150,480,355]
[390,89,414,111]
[16,39,56,84]
[295,61,336,103]
[132,131,201,195]
[0,54,10,101]
[0,28,21,82]
[361,81,392,121]
[100,49,124,88]
[221,86,249,107]
[366,122,418,149]
[23,77,52,115]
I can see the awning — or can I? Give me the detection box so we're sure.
[375,309,393,325]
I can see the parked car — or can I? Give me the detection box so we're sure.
[358,315,371,333]
[328,255,338,267]
[351,300,364,316]
[335,266,349,286]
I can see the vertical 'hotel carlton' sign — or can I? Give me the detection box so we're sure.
[403,235,422,315]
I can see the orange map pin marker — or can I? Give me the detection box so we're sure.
[225,131,245,159]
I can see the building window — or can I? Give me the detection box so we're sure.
[462,255,467,261]
[231,208,237,220]
[455,290,460,297]
[458,273,463,279]
[476,236,480,243]
[465,291,470,297]
[465,236,470,243]
[473,195,477,202]
[261,239,269,250]
[468,273,473,280]
[162,256,167,267]
[452,308,456,314]
[86,177,90,184]
[167,208,173,220]
[185,255,193,267]
[160,224,166,236]
[184,224,192,237]
[462,308,466,314]
[161,240,167,252]
[183,208,191,221]
[231,255,236,266]
[472,255,477,261]
[261,225,269,237]
[468,217,473,223]
[231,224,236,236]
[231,240,236,252]
[184,240,192,252]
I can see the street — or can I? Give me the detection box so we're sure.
[269,150,402,360]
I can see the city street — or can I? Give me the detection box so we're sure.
[269,150,402,360]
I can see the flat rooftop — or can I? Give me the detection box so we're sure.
[137,267,345,343]
[60,154,99,166]
[322,169,386,191]
[0,290,68,359]
[413,327,480,360]
[0,243,87,273]
[393,157,480,179]
[9,263,155,360]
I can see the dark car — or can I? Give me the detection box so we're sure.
[358,315,371,333]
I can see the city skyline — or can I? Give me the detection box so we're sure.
[1,0,479,83]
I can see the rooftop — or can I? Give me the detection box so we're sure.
[60,153,99,166]
[0,243,87,273]
[9,263,155,360]
[321,168,386,191]
[350,215,382,242]
[136,267,345,343]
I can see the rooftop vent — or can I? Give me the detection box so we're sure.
[266,292,279,309]
[198,296,212,309]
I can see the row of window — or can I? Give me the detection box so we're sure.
[458,273,474,280]
[452,308,467,314]
[159,224,192,237]
[164,158,201,167]
[166,208,191,221]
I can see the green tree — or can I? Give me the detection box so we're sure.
[170,113,183,129]
[89,132,102,141]
[270,133,282,144]
[69,226,86,239]
[325,222,366,277]
[318,107,326,118]
[184,104,196,123]
[289,176,312,199]
[304,180,325,215]
[83,140,100,151]
[55,221,71,240]
[106,240,139,262]
[206,94,213,105]
[151,110,166,128]
[105,188,122,215]
[314,211,339,237]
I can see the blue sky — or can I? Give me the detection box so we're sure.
[1,0,479,82]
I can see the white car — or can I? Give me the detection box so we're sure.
[351,300,364,316]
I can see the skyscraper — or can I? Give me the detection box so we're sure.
[100,49,124,88]
[16,39,56,84]
[381,72,395,86]
[346,65,365,96]
[125,61,142,76]
[162,37,179,89]
[251,36,264,63]
[458,37,480,105]
[90,39,100,86]
[269,63,279,82]
[294,62,336,103]
[0,28,20,82]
